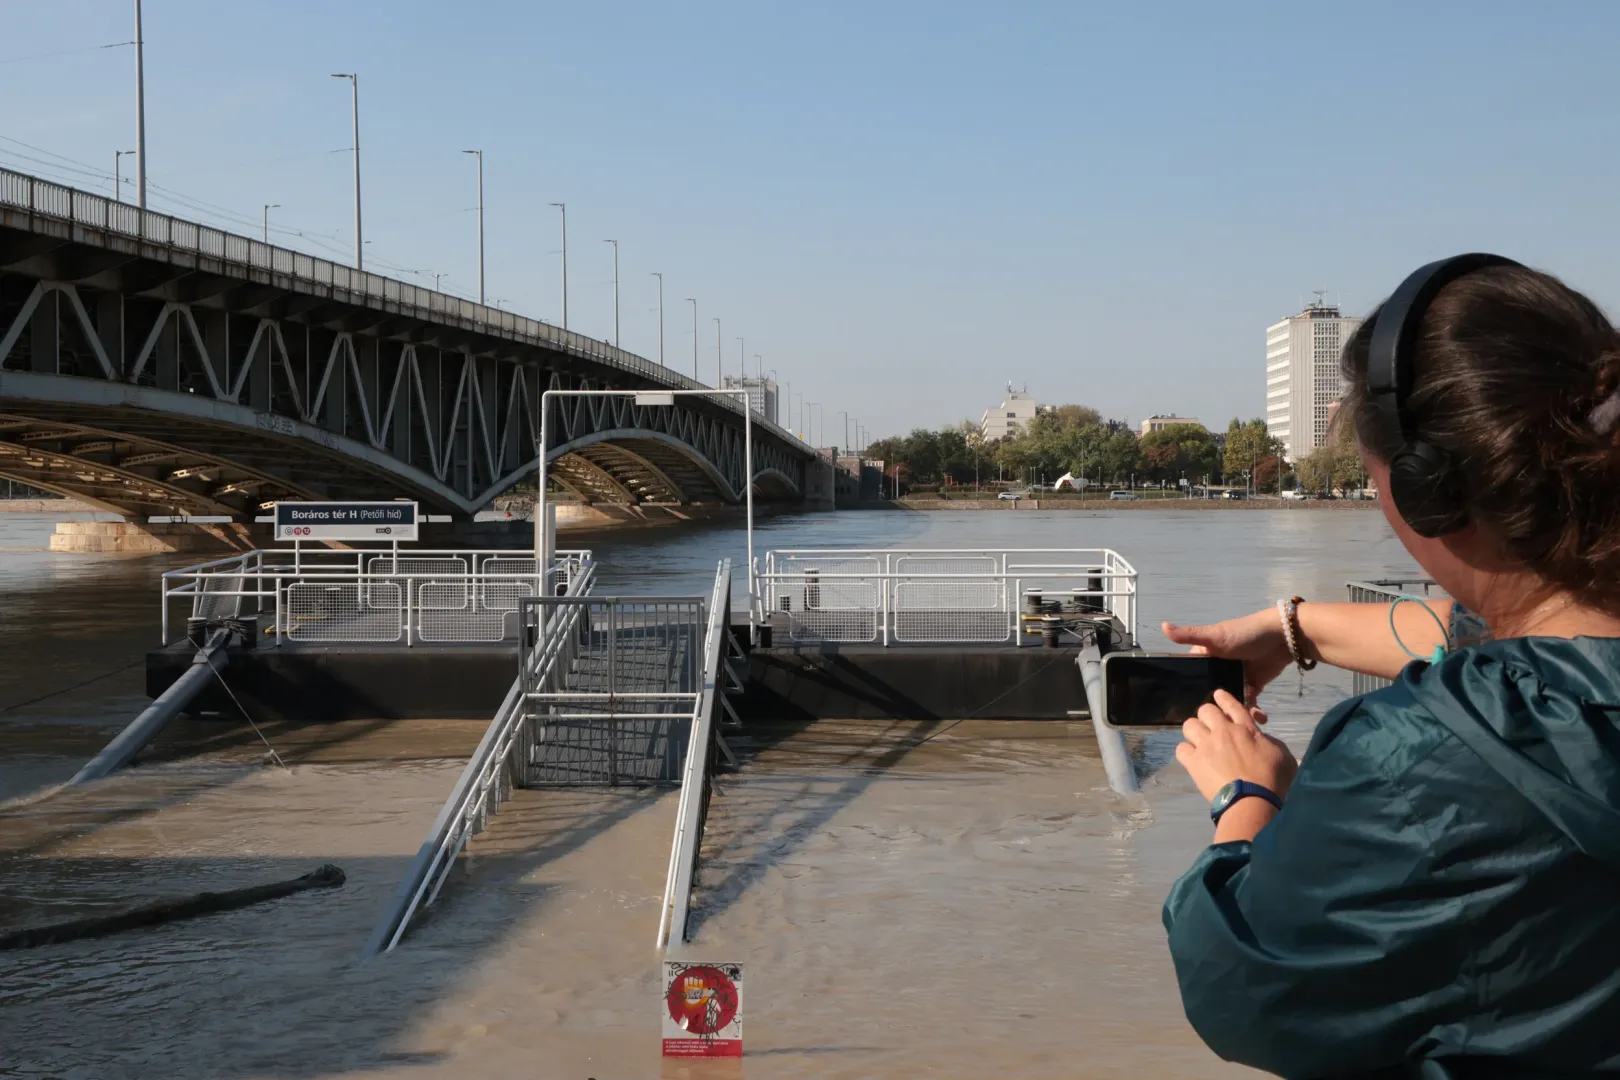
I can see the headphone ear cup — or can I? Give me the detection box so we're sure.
[1388,442,1470,538]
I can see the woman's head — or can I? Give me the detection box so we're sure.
[1339,261,1620,620]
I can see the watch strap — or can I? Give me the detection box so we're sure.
[1210,779,1284,823]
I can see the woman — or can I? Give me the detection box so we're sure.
[1160,254,1620,1079]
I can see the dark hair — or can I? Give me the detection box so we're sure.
[1339,263,1620,613]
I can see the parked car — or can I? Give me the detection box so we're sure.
[997,490,1023,501]
[1314,491,1336,501]
[1108,491,1138,501]
[1279,490,1307,501]
[1222,490,1247,500]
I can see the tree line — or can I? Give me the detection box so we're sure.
[864,407,1294,493]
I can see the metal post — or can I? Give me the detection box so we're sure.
[651,272,664,367]
[536,393,548,568]
[463,150,484,304]
[1079,643,1138,795]
[713,317,722,386]
[114,149,135,203]
[550,202,567,328]
[685,298,698,380]
[262,203,280,242]
[330,73,362,268]
[744,398,754,636]
[737,336,745,382]
[605,239,619,346]
[133,0,147,210]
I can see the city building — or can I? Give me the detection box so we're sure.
[978,385,1051,440]
[720,375,779,425]
[1140,415,1203,436]
[1265,298,1364,461]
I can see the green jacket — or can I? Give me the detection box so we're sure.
[1163,637,1620,1078]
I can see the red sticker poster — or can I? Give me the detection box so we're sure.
[662,962,743,1058]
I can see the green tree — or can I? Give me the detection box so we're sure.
[1138,423,1218,484]
[1224,418,1285,489]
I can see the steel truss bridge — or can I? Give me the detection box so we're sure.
[0,167,814,519]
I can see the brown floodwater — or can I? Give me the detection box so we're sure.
[0,508,1420,1078]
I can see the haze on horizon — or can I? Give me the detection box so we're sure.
[3,0,1616,440]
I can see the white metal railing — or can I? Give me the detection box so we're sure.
[1346,577,1442,695]
[161,546,592,646]
[0,166,804,448]
[658,560,734,950]
[752,548,1137,646]
[362,561,597,958]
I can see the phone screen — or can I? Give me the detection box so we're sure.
[1103,654,1245,728]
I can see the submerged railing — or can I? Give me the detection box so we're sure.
[161,547,591,646]
[752,548,1138,647]
[1345,576,1441,695]
[362,559,597,958]
[658,560,737,950]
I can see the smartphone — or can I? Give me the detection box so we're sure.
[1100,653,1245,728]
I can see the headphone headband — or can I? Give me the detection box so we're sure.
[1366,253,1522,444]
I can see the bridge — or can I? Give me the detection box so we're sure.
[0,167,819,519]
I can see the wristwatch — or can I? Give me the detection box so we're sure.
[1209,779,1283,823]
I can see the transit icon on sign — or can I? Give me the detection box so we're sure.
[661,961,743,1058]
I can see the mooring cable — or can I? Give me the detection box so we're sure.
[205,664,288,770]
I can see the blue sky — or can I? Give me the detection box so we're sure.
[4,1,1618,442]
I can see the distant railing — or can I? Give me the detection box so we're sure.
[0,166,806,448]
[362,560,598,958]
[161,546,591,646]
[753,548,1138,647]
[1345,577,1441,695]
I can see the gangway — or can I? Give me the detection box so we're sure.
[364,560,740,957]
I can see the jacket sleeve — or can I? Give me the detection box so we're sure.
[1162,698,1471,1078]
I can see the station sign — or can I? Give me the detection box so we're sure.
[662,961,743,1058]
[273,501,419,542]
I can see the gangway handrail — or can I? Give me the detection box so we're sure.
[657,559,734,950]
[361,560,596,958]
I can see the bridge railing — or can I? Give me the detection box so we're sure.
[362,559,598,958]
[160,546,592,646]
[0,167,806,448]
[753,547,1138,647]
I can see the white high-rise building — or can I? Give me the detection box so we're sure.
[1265,300,1364,461]
[979,385,1050,440]
[720,375,779,425]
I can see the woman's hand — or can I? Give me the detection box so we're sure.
[1163,608,1292,705]
[1175,689,1298,803]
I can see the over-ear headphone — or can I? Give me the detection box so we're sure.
[1365,253,1523,538]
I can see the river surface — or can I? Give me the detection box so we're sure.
[0,507,1418,1078]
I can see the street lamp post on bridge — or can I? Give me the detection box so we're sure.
[550,202,568,328]
[685,298,698,379]
[604,239,619,346]
[329,73,362,269]
[133,0,147,209]
[461,150,484,304]
[262,203,280,242]
[651,272,664,367]
[712,317,722,386]
[113,150,135,203]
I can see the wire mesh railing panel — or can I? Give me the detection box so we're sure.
[286,582,402,642]
[894,555,998,575]
[521,598,706,787]
[893,580,1009,643]
[191,568,246,621]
